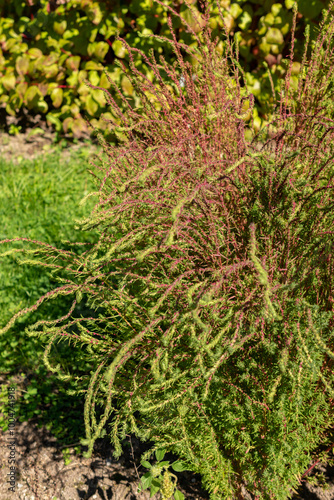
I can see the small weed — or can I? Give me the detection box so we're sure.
[138,449,187,500]
[62,447,72,466]
[8,124,22,136]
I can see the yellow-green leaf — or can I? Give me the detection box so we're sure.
[46,113,62,131]
[15,56,29,75]
[72,117,88,137]
[27,48,43,59]
[265,27,284,45]
[94,41,109,61]
[6,102,16,116]
[87,3,103,25]
[238,10,252,30]
[51,87,63,108]
[78,83,90,96]
[91,89,106,107]
[61,104,70,115]
[70,102,80,115]
[78,70,88,82]
[43,53,58,66]
[47,82,58,92]
[88,70,100,86]
[89,28,98,43]
[67,71,79,87]
[100,71,112,89]
[230,3,243,19]
[66,55,81,71]
[16,82,28,99]
[37,81,48,96]
[112,40,127,59]
[63,116,74,133]
[2,72,16,91]
[121,75,133,96]
[84,61,103,70]
[43,64,58,79]
[87,43,96,59]
[291,61,301,76]
[54,20,67,36]
[24,86,42,109]
[180,7,206,33]
[55,70,66,82]
[35,99,48,113]
[86,94,98,116]
[30,56,45,73]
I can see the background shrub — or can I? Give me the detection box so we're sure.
[0,0,333,144]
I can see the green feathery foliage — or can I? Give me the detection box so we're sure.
[1,1,334,498]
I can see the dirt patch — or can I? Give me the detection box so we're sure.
[0,373,333,500]
[0,412,333,500]
[0,130,100,165]
[0,113,101,164]
[0,417,214,500]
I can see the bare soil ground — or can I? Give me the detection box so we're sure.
[0,416,211,500]
[1,126,334,500]
[0,118,101,165]
[0,392,333,500]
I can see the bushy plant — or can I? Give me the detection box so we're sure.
[1,0,334,498]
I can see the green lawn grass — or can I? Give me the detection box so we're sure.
[0,141,102,445]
